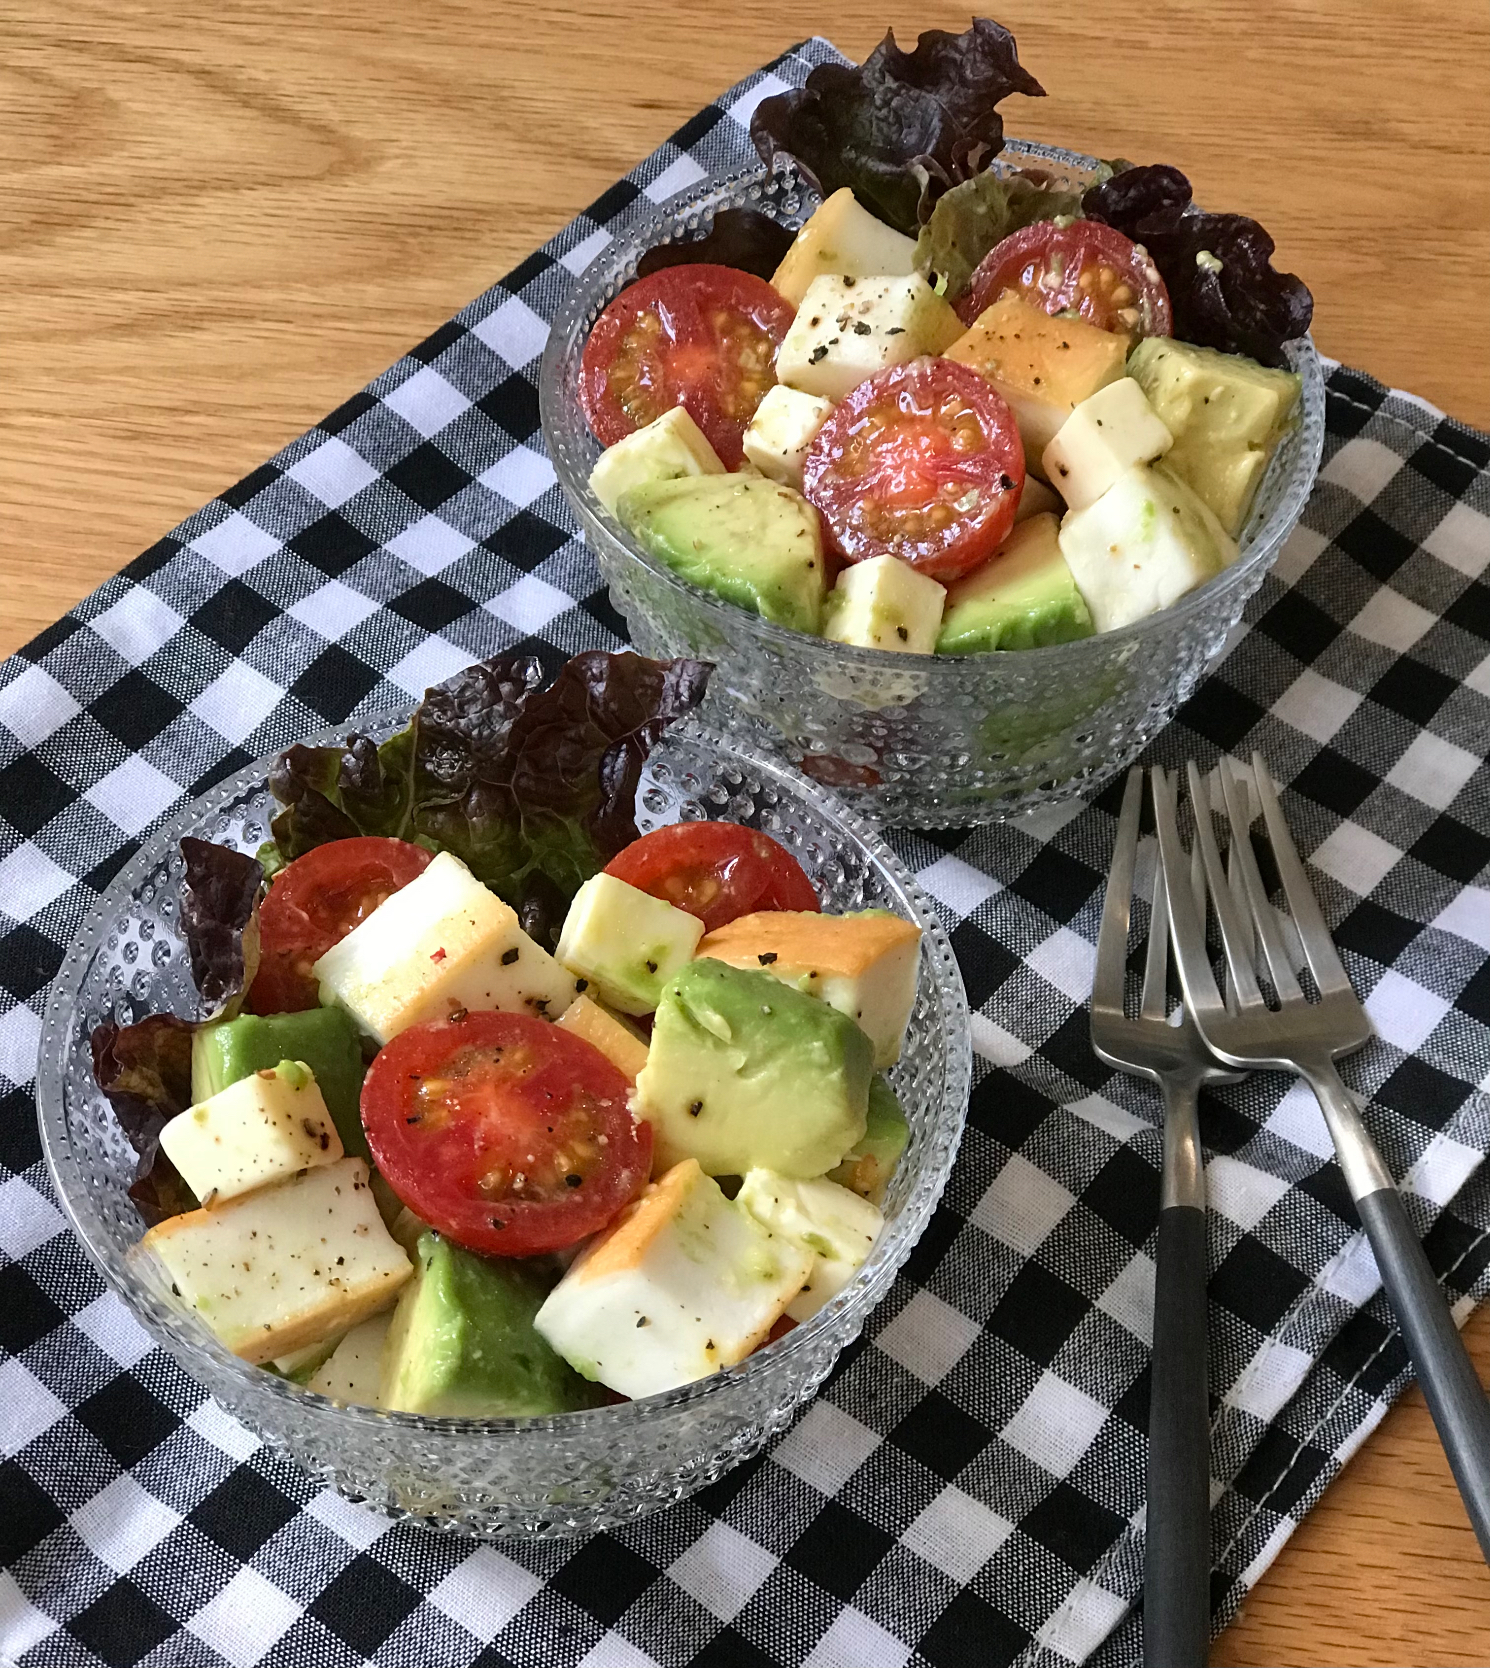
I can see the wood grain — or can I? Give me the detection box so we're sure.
[1,4,1486,1662]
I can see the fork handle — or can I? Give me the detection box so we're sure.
[1145,1201,1212,1667]
[1356,1185,1490,1559]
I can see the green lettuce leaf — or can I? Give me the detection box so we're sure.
[751,19,1044,237]
[914,168,1085,301]
[91,1016,199,1226]
[262,650,711,946]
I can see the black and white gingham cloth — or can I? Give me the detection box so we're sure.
[1,39,1486,1668]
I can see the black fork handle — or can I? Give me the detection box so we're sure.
[1145,1201,1212,1667]
[1356,1186,1489,1559]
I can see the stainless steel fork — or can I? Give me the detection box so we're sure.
[1153,753,1490,1558]
[1093,768,1241,1668]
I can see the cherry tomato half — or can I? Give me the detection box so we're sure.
[802,357,1025,583]
[580,265,795,467]
[957,220,1173,341]
[604,822,820,934]
[362,1011,651,1258]
[249,837,433,1014]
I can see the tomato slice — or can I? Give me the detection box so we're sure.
[580,265,795,468]
[957,220,1173,340]
[249,837,433,1015]
[604,822,820,933]
[802,357,1025,583]
[362,1011,650,1257]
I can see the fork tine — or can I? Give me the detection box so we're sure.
[1150,765,1228,1024]
[1093,768,1143,1015]
[1140,829,1170,1021]
[1249,752,1354,997]
[1185,761,1265,1008]
[1218,759,1303,1002]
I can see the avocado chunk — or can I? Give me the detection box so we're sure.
[634,960,872,1178]
[936,513,1094,654]
[616,475,827,634]
[827,1076,911,1205]
[1127,337,1301,535]
[190,1006,369,1160]
[381,1232,604,1417]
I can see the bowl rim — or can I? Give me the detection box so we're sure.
[539,138,1327,674]
[36,711,972,1439]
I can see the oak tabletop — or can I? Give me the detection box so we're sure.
[2,3,1487,1662]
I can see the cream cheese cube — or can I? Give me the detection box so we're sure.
[159,1061,342,1207]
[776,274,963,403]
[741,384,834,490]
[533,1159,812,1398]
[694,909,921,1068]
[139,1157,412,1364]
[1043,377,1174,511]
[1058,464,1238,632]
[736,1170,884,1322]
[822,555,946,655]
[313,850,582,1043]
[589,407,725,516]
[555,872,704,1016]
[771,188,919,308]
[307,1310,392,1406]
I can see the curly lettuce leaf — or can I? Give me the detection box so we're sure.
[914,168,1084,300]
[637,209,795,283]
[261,651,710,945]
[1083,163,1313,367]
[179,839,263,1018]
[91,1016,199,1226]
[751,19,1044,237]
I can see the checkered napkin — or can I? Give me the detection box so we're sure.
[0,37,1486,1668]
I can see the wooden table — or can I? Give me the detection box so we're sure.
[3,3,1487,1660]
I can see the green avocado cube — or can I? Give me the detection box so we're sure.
[190,1006,369,1161]
[634,960,872,1178]
[616,474,828,635]
[827,1075,911,1204]
[381,1233,604,1417]
[936,513,1093,655]
[1127,337,1301,535]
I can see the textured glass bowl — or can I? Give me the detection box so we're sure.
[540,143,1326,827]
[37,718,970,1538]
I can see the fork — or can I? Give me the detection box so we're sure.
[1153,754,1490,1558]
[1093,768,1242,1668]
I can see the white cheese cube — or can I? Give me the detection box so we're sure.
[776,274,963,403]
[589,407,725,516]
[556,872,704,1016]
[1043,377,1174,511]
[771,188,919,308]
[139,1157,412,1364]
[1058,464,1238,633]
[272,1334,342,1381]
[694,909,921,1069]
[741,384,834,490]
[533,1158,812,1398]
[736,1170,884,1322]
[822,555,946,655]
[306,1310,392,1406]
[159,1060,342,1207]
[314,850,582,1043]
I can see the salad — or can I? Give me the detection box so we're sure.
[577,18,1312,655]
[93,651,920,1413]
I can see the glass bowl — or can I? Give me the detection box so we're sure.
[540,143,1326,827]
[36,717,970,1538]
